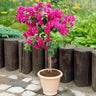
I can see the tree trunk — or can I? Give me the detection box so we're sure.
[45,49,59,69]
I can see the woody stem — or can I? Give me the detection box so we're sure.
[48,55,52,72]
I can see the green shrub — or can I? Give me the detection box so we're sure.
[0,15,16,26]
[0,25,24,38]
[64,13,96,49]
[11,22,28,32]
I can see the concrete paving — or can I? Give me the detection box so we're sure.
[0,68,95,96]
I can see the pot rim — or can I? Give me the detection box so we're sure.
[37,68,63,79]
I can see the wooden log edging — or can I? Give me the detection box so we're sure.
[18,39,32,74]
[59,45,75,83]
[4,38,19,71]
[2,37,96,92]
[92,50,96,91]
[74,47,93,87]
[18,39,24,72]
[32,48,45,76]
[45,49,59,69]
[0,38,4,68]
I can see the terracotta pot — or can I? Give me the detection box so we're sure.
[37,68,63,96]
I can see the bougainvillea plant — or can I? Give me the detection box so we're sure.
[16,2,76,71]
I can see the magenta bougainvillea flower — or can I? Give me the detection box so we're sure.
[16,2,76,56]
[37,38,44,46]
[27,39,33,45]
[45,36,51,43]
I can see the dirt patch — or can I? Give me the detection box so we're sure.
[40,69,60,77]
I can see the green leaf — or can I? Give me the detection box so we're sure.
[30,20,32,24]
[40,46,44,51]
[63,42,66,48]
[51,44,56,49]
[29,16,31,20]
[41,24,46,29]
[36,22,39,26]
[48,49,54,56]
[41,17,44,21]
[59,43,62,47]
[12,19,15,24]
[52,28,58,32]
[27,12,30,15]
[41,12,47,17]
[24,44,32,52]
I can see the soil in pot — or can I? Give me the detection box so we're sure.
[40,69,60,77]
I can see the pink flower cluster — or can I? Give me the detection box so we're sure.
[16,2,76,51]
[32,36,49,50]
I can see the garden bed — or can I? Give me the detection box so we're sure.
[0,0,96,94]
[0,38,96,92]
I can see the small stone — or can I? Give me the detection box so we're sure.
[36,88,43,94]
[0,74,6,77]
[71,89,85,96]
[31,80,40,85]
[7,81,28,88]
[58,87,64,91]
[26,84,41,91]
[57,93,73,96]
[58,86,68,92]
[7,87,24,93]
[0,92,15,96]
[37,94,45,96]
[22,77,32,82]
[8,75,18,79]
[22,91,36,96]
[0,84,11,90]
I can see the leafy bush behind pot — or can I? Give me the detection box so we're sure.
[64,13,96,49]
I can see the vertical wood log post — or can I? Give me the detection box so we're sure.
[18,39,24,72]
[0,38,4,68]
[18,39,32,74]
[45,49,59,69]
[4,38,19,71]
[74,47,93,87]
[92,50,96,91]
[32,48,45,76]
[59,45,75,83]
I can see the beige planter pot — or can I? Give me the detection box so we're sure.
[37,68,63,96]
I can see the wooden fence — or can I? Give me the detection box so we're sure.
[0,38,96,91]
